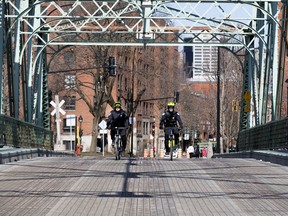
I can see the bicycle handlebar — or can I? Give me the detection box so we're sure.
[111,126,127,130]
[164,126,179,129]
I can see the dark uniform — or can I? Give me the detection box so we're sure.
[107,108,129,151]
[160,110,183,153]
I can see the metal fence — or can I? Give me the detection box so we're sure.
[0,114,53,149]
[238,118,288,151]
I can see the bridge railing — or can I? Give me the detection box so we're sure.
[238,118,288,151]
[0,114,53,149]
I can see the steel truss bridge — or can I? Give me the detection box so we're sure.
[0,0,287,150]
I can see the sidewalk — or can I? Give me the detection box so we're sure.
[0,156,288,215]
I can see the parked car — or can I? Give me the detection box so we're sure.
[229,145,237,152]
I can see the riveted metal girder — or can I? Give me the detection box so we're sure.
[0,1,4,114]
[1,0,287,130]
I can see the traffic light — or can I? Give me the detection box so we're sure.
[48,90,52,107]
[151,123,155,137]
[174,91,179,103]
[79,129,83,137]
[108,56,116,77]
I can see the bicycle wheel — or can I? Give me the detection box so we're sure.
[119,139,123,159]
[115,137,119,160]
[117,136,122,160]
[170,138,173,161]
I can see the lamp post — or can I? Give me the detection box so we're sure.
[285,79,288,117]
[78,115,83,145]
[152,117,156,157]
[216,47,221,153]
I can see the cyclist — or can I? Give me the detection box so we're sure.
[107,102,129,154]
[159,101,183,155]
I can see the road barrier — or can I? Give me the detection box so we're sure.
[150,149,154,159]
[159,149,164,158]
[143,149,148,159]
[178,149,182,158]
[186,149,190,158]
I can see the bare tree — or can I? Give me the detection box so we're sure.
[218,48,243,153]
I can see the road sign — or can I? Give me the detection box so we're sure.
[50,95,66,146]
[244,90,251,102]
[99,120,107,130]
[50,97,66,116]
[244,104,250,112]
[184,134,190,140]
[66,115,76,126]
[100,129,107,134]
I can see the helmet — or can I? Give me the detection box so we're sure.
[113,102,121,109]
[167,101,175,107]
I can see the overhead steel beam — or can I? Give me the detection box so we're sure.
[1,0,287,131]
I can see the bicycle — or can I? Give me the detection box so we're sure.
[166,127,177,161]
[113,127,126,160]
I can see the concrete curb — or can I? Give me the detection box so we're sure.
[0,148,75,164]
[212,150,288,166]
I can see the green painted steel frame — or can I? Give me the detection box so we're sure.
[1,0,287,134]
[0,114,53,149]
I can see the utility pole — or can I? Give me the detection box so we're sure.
[50,95,66,150]
[130,48,136,157]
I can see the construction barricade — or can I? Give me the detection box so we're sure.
[178,149,182,158]
[186,149,190,158]
[159,149,164,158]
[150,149,154,159]
[143,149,148,159]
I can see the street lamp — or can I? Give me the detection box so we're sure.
[79,115,83,124]
[152,117,156,157]
[285,79,288,117]
[78,115,83,144]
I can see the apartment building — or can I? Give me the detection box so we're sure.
[182,34,218,144]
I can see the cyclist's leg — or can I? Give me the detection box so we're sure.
[121,135,126,151]
[164,132,169,154]
[111,130,116,147]
[174,133,179,147]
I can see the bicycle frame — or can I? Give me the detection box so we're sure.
[113,127,126,160]
[166,127,177,161]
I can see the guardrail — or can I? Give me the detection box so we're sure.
[0,114,53,149]
[238,118,288,151]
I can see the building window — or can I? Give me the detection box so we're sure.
[64,51,76,65]
[138,101,142,115]
[143,102,149,116]
[142,121,149,135]
[64,75,76,89]
[63,96,76,110]
[124,77,128,91]
[150,103,154,116]
[137,121,142,134]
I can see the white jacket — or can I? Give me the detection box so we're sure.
[187,146,194,153]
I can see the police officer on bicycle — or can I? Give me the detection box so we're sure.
[107,102,129,153]
[159,101,183,155]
